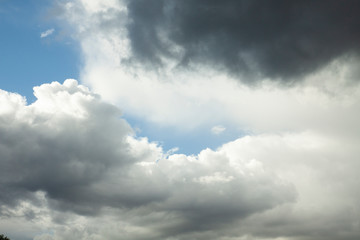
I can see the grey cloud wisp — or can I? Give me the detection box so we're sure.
[126,0,360,82]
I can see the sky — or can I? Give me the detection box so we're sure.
[1,1,360,240]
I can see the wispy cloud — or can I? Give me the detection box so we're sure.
[40,28,55,38]
[211,125,226,135]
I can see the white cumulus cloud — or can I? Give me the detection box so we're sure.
[0,80,297,240]
[1,80,360,240]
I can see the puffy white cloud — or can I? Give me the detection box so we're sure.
[1,80,360,239]
[0,80,297,240]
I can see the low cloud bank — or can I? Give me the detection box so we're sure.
[0,80,298,240]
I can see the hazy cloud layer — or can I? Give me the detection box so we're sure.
[126,0,360,82]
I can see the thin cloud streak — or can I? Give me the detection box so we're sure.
[40,28,54,38]
[211,125,226,135]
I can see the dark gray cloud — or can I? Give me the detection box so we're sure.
[126,0,360,83]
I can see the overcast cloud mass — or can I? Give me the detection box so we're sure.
[1,0,360,240]
[126,0,360,82]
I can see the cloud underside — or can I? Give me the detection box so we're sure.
[1,80,360,240]
[125,0,360,82]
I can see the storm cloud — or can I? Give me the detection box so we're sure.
[126,0,360,82]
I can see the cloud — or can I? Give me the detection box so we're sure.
[0,80,296,240]
[58,0,360,134]
[40,28,55,38]
[129,0,360,82]
[1,80,360,240]
[216,133,360,240]
[23,1,360,239]
[0,80,133,214]
[90,0,360,83]
[211,125,226,135]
